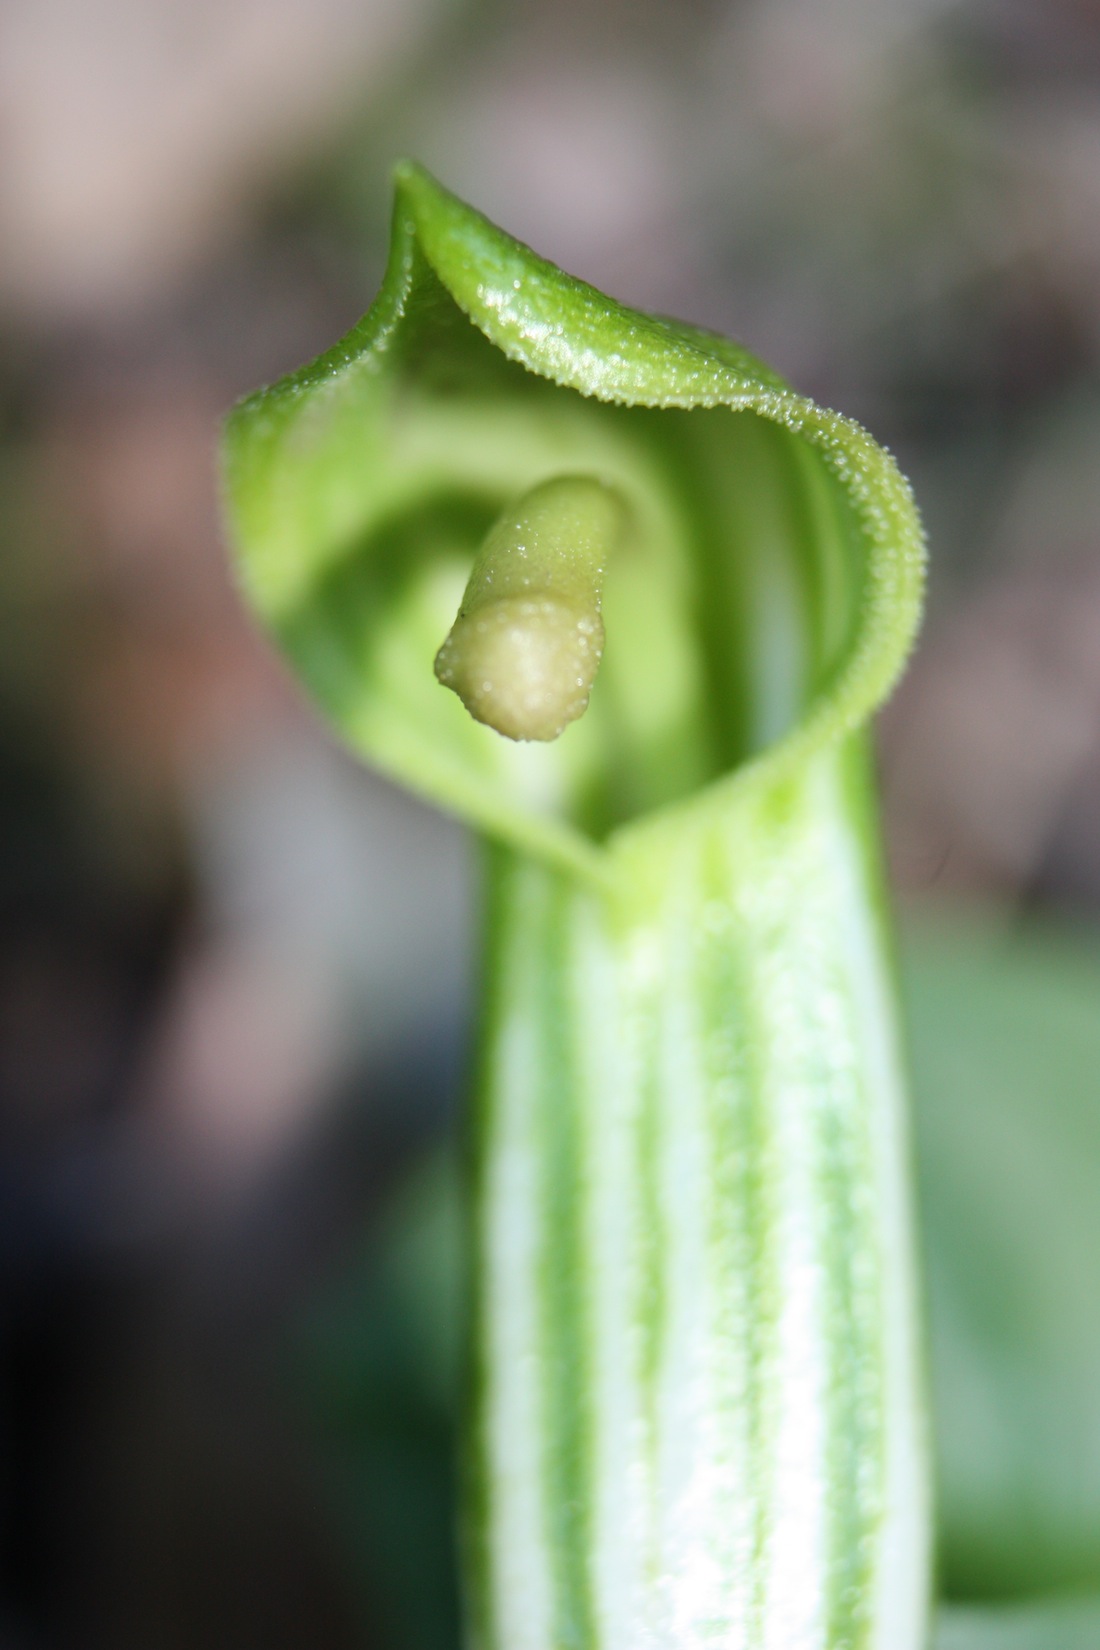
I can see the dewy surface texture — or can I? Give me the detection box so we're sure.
[222,162,930,1650]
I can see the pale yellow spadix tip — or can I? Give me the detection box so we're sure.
[434,474,626,742]
[435,595,604,742]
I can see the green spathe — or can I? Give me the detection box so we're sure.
[222,163,929,1650]
[223,160,923,878]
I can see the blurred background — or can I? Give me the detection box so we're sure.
[3,0,1100,1644]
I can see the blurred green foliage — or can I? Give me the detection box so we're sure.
[906,917,1100,1602]
[295,1153,465,1650]
[936,1598,1100,1650]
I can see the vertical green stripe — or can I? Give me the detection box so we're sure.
[536,877,596,1650]
[480,851,559,1650]
[634,965,665,1607]
[697,826,780,1644]
[817,955,884,1650]
[462,848,509,1650]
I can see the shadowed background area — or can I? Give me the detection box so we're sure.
[3,0,1100,1645]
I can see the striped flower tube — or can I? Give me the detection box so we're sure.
[222,163,930,1650]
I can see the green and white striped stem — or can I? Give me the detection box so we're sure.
[467,745,926,1650]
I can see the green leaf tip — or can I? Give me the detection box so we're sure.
[221,161,926,874]
[433,474,624,743]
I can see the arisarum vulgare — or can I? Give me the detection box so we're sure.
[222,161,929,1650]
